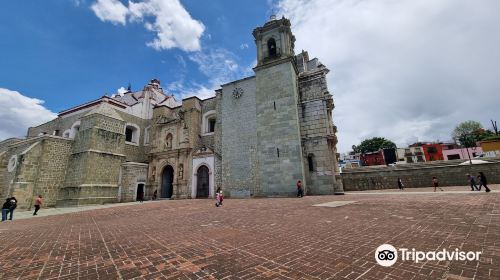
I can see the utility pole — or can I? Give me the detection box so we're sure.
[461,133,473,165]
[492,119,498,135]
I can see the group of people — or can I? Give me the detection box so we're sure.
[467,172,491,192]
[396,172,492,192]
[1,195,43,222]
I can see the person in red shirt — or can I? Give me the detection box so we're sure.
[297,180,304,197]
[33,195,43,216]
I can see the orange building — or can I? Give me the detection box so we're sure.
[422,143,444,161]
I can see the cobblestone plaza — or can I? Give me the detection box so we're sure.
[1,187,499,280]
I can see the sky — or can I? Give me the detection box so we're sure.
[1,0,499,152]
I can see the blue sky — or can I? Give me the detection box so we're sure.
[0,0,270,112]
[1,0,499,152]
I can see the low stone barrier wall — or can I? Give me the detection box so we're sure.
[341,159,500,191]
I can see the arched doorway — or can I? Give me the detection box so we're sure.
[161,165,174,198]
[196,165,209,198]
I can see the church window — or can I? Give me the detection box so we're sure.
[202,110,216,135]
[125,124,140,144]
[267,38,277,57]
[208,118,216,133]
[70,121,81,139]
[308,154,315,172]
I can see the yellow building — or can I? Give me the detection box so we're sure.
[480,140,500,157]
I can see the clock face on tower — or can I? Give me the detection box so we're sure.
[232,87,244,99]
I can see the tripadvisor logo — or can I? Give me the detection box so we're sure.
[375,244,482,267]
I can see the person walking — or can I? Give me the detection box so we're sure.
[215,187,223,207]
[33,195,43,216]
[467,174,479,191]
[477,172,491,192]
[8,197,17,220]
[397,177,405,190]
[2,198,11,222]
[432,177,443,192]
[152,189,158,200]
[296,180,304,197]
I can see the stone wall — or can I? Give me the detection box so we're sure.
[298,68,340,194]
[116,111,151,163]
[341,159,500,191]
[220,77,258,197]
[28,110,89,137]
[120,162,148,202]
[255,59,305,196]
[58,106,126,207]
[0,136,72,209]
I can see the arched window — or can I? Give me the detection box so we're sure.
[267,38,277,57]
[165,133,173,149]
[70,121,81,139]
[125,123,140,144]
[307,154,315,172]
[202,110,216,135]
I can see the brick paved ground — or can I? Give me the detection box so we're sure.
[1,186,499,280]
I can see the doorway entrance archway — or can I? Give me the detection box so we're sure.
[161,165,174,198]
[136,183,144,201]
[196,165,209,198]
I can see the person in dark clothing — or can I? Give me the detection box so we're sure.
[397,177,404,190]
[477,172,491,192]
[296,180,304,197]
[432,177,443,192]
[152,190,158,200]
[2,198,11,222]
[8,197,17,220]
[467,174,479,191]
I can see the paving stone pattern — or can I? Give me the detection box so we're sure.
[1,188,499,279]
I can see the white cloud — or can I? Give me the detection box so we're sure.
[91,0,128,25]
[188,48,242,85]
[90,0,205,51]
[0,88,57,140]
[117,86,128,94]
[277,0,500,152]
[240,43,249,49]
[166,48,254,100]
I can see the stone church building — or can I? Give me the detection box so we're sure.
[0,17,343,209]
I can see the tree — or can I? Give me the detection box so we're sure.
[452,121,493,147]
[356,137,396,154]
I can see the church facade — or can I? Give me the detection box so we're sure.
[0,17,343,209]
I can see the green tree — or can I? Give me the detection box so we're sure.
[355,137,396,154]
[452,120,493,147]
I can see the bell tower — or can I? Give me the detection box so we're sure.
[253,15,296,66]
[252,16,306,196]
